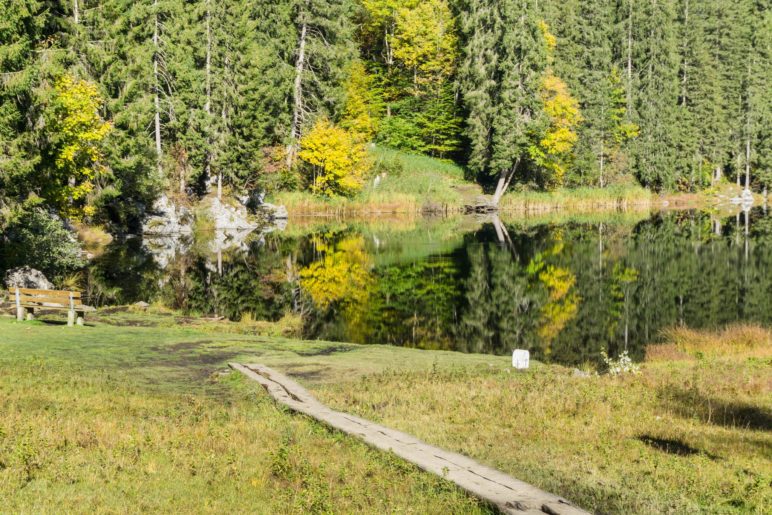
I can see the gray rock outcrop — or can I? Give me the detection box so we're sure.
[142,194,193,235]
[4,267,54,290]
[208,197,258,231]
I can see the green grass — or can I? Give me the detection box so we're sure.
[3,311,769,513]
[498,185,653,213]
[271,146,477,214]
[0,314,491,513]
[309,326,772,514]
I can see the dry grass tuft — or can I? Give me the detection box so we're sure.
[650,324,772,361]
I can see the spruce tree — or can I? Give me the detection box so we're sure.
[460,0,548,204]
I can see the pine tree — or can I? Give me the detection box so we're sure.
[460,0,548,204]
[625,0,680,190]
[0,0,69,205]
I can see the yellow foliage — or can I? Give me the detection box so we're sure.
[341,61,376,142]
[537,265,580,350]
[392,0,458,87]
[298,119,369,197]
[45,74,111,219]
[530,72,582,189]
[538,21,557,57]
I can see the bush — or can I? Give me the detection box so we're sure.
[0,207,84,279]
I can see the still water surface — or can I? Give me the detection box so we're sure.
[86,208,772,366]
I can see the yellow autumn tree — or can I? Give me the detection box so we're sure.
[340,60,377,142]
[298,118,368,197]
[44,74,111,219]
[392,0,458,89]
[530,22,581,190]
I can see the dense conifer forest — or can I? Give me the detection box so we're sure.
[1,0,770,229]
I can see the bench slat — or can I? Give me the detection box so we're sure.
[11,288,81,299]
[19,302,96,312]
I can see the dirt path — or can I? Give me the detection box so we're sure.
[231,363,588,515]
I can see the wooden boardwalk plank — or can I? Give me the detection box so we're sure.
[230,363,588,515]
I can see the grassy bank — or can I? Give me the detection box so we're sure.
[270,145,666,216]
[272,147,475,216]
[309,325,771,513]
[1,311,769,513]
[498,185,654,213]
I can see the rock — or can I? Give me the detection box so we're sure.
[133,301,150,310]
[208,197,258,231]
[4,267,54,290]
[142,194,193,236]
[259,202,288,220]
[572,368,591,378]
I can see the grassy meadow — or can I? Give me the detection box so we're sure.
[0,309,769,513]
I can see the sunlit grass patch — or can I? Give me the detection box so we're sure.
[311,329,772,513]
[0,317,491,513]
[651,324,772,361]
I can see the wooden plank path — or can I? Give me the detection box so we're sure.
[230,363,588,515]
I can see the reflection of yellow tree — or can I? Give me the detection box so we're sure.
[537,265,580,353]
[299,236,373,339]
[528,236,580,356]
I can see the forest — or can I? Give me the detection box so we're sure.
[1,0,770,232]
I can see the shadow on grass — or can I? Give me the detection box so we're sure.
[661,386,772,432]
[637,435,720,460]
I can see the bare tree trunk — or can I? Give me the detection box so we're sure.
[626,0,633,114]
[153,0,163,177]
[286,21,307,170]
[680,0,689,107]
[599,138,605,188]
[219,102,226,200]
[73,0,79,24]
[745,133,751,192]
[205,0,212,188]
[491,159,520,206]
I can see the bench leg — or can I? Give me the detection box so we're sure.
[76,311,85,326]
[24,307,35,321]
[68,309,75,326]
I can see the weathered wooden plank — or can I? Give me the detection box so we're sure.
[11,288,81,298]
[19,301,95,311]
[230,363,588,515]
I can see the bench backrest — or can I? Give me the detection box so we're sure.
[10,288,85,308]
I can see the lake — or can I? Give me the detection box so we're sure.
[85,207,772,366]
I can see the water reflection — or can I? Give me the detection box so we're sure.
[85,208,772,366]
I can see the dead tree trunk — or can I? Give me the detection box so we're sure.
[153,0,163,177]
[491,159,520,206]
[286,21,308,170]
[205,0,212,189]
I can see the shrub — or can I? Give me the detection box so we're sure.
[0,207,84,279]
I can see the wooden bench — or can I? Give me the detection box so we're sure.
[9,288,95,326]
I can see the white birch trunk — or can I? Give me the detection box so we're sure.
[286,22,307,170]
[153,0,163,177]
[73,0,79,24]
